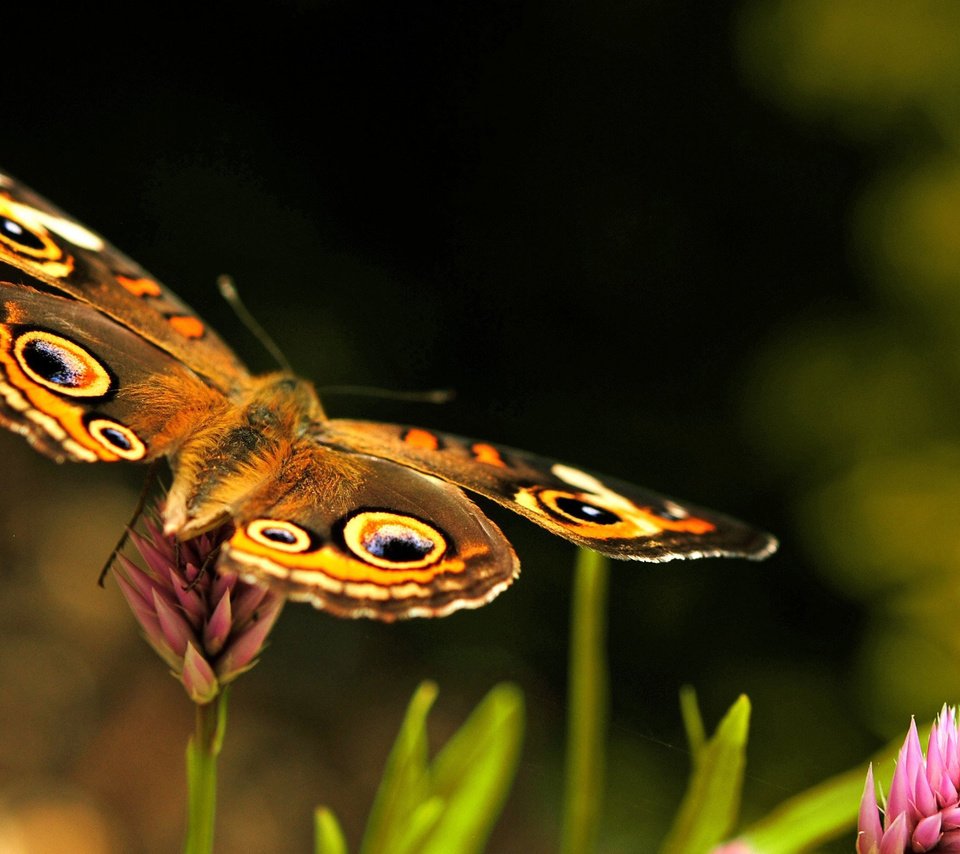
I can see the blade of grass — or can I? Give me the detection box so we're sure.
[659,695,751,854]
[679,685,707,763]
[560,548,610,854]
[360,681,437,854]
[314,807,349,854]
[420,683,525,854]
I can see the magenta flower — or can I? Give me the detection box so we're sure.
[858,706,960,853]
[113,515,284,704]
[709,842,756,853]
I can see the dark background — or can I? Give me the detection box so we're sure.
[0,2,898,852]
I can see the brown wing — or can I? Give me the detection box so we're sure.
[219,443,519,621]
[0,171,249,393]
[0,280,227,462]
[319,420,778,562]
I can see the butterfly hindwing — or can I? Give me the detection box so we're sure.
[218,445,519,621]
[320,420,777,562]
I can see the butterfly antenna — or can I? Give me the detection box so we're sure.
[318,385,456,404]
[98,459,163,587]
[217,274,293,373]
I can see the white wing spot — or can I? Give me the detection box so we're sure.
[662,500,689,519]
[550,463,644,517]
[551,464,606,492]
[7,199,104,251]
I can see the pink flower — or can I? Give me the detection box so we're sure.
[858,706,960,853]
[113,515,284,704]
[710,842,757,853]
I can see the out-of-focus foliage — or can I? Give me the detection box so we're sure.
[661,693,750,854]
[738,1,960,736]
[561,550,609,854]
[739,0,960,136]
[315,808,348,854]
[321,681,524,854]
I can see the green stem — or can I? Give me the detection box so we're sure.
[184,689,229,854]
[560,549,609,854]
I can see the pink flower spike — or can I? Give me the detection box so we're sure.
[211,571,237,603]
[858,765,883,852]
[938,829,960,852]
[115,504,282,705]
[204,589,232,656]
[859,707,960,853]
[929,724,959,806]
[116,554,160,604]
[879,813,909,854]
[182,642,220,705]
[152,589,195,657]
[166,566,205,627]
[914,813,943,850]
[128,528,176,577]
[916,761,939,817]
[230,583,269,626]
[946,711,960,786]
[216,596,283,681]
[114,571,167,649]
[887,719,922,828]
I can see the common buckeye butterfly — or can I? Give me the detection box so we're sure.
[0,171,776,621]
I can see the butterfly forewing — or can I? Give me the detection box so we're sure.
[0,171,249,391]
[320,420,778,562]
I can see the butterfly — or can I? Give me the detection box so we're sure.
[0,171,776,621]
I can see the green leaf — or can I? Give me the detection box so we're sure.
[659,695,751,854]
[355,681,524,854]
[418,683,525,854]
[679,685,707,763]
[392,796,445,854]
[314,807,349,854]
[360,681,438,854]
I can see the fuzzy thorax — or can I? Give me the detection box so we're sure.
[162,373,325,539]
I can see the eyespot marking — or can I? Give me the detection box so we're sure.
[0,215,46,252]
[402,428,441,450]
[167,315,205,339]
[116,275,162,297]
[541,490,622,525]
[13,330,113,397]
[246,519,316,553]
[85,416,147,461]
[471,442,508,468]
[0,199,64,265]
[342,511,447,570]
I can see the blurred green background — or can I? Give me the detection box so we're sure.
[2,1,957,851]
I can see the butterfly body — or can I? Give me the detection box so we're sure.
[0,171,776,621]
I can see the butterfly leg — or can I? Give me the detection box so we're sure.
[97,459,164,587]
